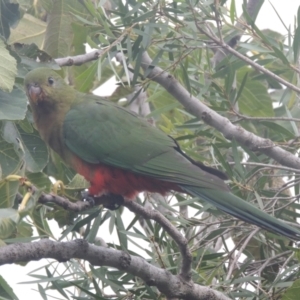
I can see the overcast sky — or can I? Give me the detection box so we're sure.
[2,1,300,299]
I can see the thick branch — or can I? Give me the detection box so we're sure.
[140,51,300,169]
[37,193,192,282]
[0,240,230,300]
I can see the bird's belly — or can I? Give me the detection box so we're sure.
[72,156,180,199]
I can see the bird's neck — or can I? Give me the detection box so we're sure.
[33,96,74,160]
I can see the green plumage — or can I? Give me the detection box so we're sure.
[64,100,227,190]
[24,67,300,240]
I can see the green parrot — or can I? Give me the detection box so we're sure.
[24,67,300,240]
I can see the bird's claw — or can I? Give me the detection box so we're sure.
[80,191,124,210]
[81,190,95,207]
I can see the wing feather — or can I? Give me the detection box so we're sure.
[63,98,228,191]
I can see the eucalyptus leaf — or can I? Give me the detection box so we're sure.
[0,38,17,92]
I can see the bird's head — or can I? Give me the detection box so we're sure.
[24,68,68,106]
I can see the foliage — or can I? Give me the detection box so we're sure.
[0,0,300,299]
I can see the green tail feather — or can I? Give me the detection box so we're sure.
[181,186,300,240]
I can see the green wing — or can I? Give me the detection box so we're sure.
[63,96,300,240]
[63,97,228,191]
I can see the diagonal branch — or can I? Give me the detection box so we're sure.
[139,51,300,169]
[0,239,230,300]
[196,22,300,94]
[124,200,192,281]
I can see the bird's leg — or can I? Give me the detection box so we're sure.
[97,193,125,210]
[81,190,96,207]
[81,191,125,210]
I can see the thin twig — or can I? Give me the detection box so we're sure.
[232,109,300,123]
[194,19,300,94]
[269,251,295,294]
[235,162,300,174]
[225,228,260,280]
[124,200,193,282]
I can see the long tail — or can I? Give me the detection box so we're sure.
[181,186,300,240]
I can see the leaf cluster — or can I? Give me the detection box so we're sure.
[1,0,300,299]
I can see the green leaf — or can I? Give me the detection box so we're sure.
[75,61,98,93]
[37,284,48,300]
[0,137,24,209]
[282,278,300,300]
[271,45,290,65]
[43,0,75,58]
[45,267,70,299]
[0,208,19,239]
[0,87,26,120]
[0,180,19,209]
[3,122,49,173]
[293,6,300,62]
[237,68,274,117]
[72,209,100,232]
[260,121,295,139]
[12,42,54,63]
[0,38,17,92]
[86,213,102,243]
[116,210,127,250]
[0,133,21,178]
[39,0,53,12]
[30,206,53,238]
[230,0,236,24]
[16,220,33,239]
[0,274,19,300]
[0,0,20,40]
[9,14,46,48]
[26,172,51,191]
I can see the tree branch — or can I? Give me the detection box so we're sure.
[0,239,231,300]
[38,193,91,212]
[139,51,300,169]
[49,2,300,171]
[124,200,192,281]
[196,21,300,94]
[55,50,103,66]
[37,193,192,281]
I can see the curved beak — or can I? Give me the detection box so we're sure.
[26,84,42,103]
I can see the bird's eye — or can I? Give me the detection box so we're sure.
[48,77,54,85]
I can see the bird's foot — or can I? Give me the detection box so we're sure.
[94,193,125,210]
[80,191,124,210]
[81,190,95,207]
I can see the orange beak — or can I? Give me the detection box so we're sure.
[27,84,42,103]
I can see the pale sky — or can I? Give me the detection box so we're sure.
[2,1,300,299]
